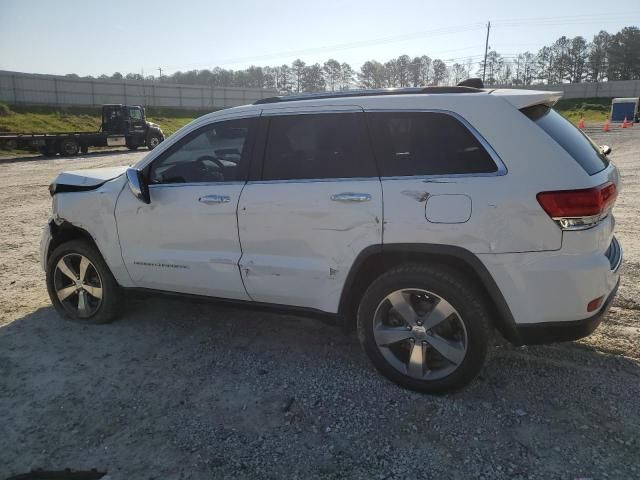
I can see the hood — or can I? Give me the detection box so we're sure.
[49,166,128,195]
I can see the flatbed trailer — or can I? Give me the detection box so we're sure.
[0,104,165,156]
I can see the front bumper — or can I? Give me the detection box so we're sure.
[514,278,619,345]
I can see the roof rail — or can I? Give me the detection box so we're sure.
[253,85,484,105]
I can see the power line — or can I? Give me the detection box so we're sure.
[157,22,486,71]
[154,11,638,75]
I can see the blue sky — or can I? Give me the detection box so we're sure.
[0,0,637,77]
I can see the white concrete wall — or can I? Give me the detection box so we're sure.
[0,70,277,109]
[491,80,640,99]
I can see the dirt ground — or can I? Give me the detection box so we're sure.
[1,130,639,479]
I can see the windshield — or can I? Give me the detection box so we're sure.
[521,104,609,175]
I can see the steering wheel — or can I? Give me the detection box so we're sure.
[195,155,225,170]
[195,155,227,182]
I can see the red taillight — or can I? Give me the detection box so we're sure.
[537,182,617,217]
[537,182,617,229]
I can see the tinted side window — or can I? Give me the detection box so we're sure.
[521,105,608,175]
[262,113,376,181]
[150,118,255,184]
[369,112,498,177]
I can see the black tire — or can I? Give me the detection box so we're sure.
[60,139,79,156]
[39,143,57,157]
[146,133,162,150]
[357,264,490,393]
[46,240,123,324]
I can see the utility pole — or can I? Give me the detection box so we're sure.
[482,21,491,84]
[157,67,163,81]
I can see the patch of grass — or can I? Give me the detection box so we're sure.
[0,102,13,116]
[146,115,193,136]
[0,104,201,137]
[556,97,612,124]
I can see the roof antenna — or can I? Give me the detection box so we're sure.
[457,78,484,89]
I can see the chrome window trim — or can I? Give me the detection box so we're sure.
[246,177,379,185]
[149,181,247,189]
[365,108,508,178]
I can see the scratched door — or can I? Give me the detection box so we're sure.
[237,109,383,313]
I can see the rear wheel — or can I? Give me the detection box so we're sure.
[357,264,490,393]
[60,139,79,156]
[46,240,123,324]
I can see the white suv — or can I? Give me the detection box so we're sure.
[40,82,622,393]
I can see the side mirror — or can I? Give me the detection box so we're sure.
[601,145,612,156]
[126,168,150,204]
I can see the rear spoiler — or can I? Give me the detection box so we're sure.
[489,89,563,109]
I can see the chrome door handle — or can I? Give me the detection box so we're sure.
[330,192,372,202]
[199,194,231,204]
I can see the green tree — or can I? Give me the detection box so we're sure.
[339,62,354,90]
[450,63,467,84]
[587,31,611,82]
[322,59,342,91]
[567,36,589,83]
[301,63,325,92]
[607,26,640,80]
[291,59,306,93]
[278,65,293,93]
[432,59,448,85]
[358,60,386,88]
[411,55,432,86]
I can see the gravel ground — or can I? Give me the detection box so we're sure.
[1,132,639,479]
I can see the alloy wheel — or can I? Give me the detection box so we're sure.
[373,289,468,380]
[53,253,103,318]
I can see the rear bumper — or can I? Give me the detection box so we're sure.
[479,233,621,325]
[514,278,619,345]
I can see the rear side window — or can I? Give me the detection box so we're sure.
[521,105,608,175]
[262,113,376,180]
[368,112,498,177]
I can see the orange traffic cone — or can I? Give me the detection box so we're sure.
[578,116,585,129]
[603,118,610,132]
[622,117,629,128]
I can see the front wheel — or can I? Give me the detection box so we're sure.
[147,133,162,150]
[357,264,490,393]
[46,240,123,324]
